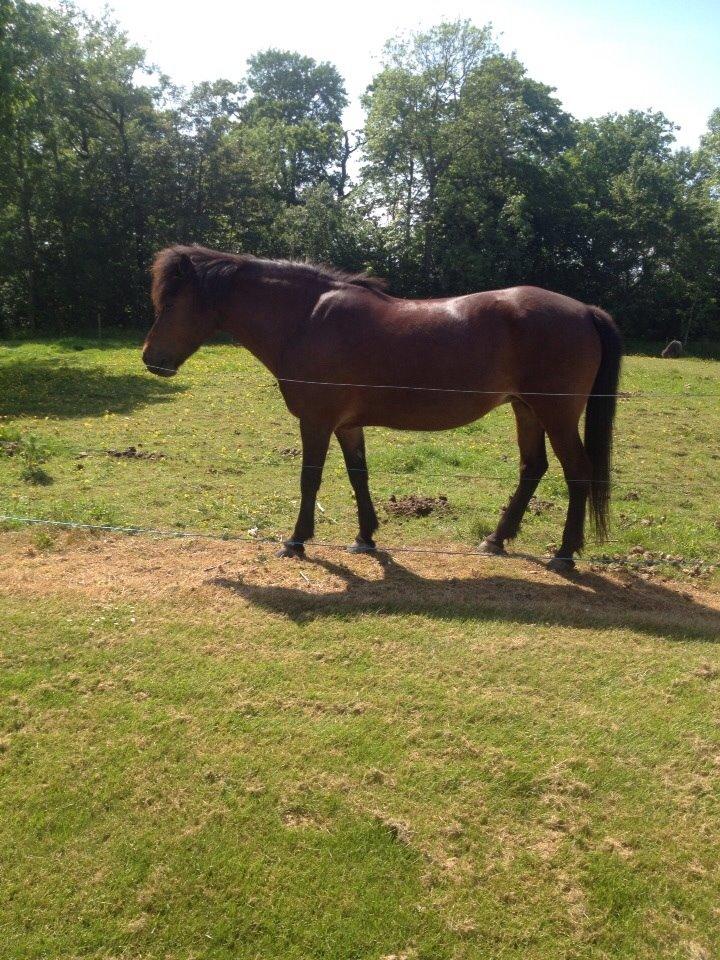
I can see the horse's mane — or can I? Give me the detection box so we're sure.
[151,245,389,315]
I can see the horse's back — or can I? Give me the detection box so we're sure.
[386,284,601,378]
[280,283,604,430]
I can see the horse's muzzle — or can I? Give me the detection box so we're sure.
[145,363,177,378]
[142,350,177,377]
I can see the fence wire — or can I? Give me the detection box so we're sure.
[1,514,718,570]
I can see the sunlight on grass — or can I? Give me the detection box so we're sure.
[2,571,720,958]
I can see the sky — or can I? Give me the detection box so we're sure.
[44,0,720,148]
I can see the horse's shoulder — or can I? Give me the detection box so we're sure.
[311,287,388,324]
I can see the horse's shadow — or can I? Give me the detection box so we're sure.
[214,551,720,642]
[0,358,185,419]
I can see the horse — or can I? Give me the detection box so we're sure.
[142,245,623,571]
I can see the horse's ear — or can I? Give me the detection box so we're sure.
[152,247,196,284]
[172,251,195,282]
[151,247,197,315]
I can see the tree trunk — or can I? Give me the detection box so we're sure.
[421,173,437,287]
[15,135,39,331]
[405,157,414,250]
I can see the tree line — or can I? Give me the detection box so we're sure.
[1,1,719,342]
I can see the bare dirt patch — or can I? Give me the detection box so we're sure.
[106,446,166,461]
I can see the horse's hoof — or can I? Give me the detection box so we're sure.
[278,541,305,559]
[478,538,506,556]
[547,555,575,573]
[347,538,376,554]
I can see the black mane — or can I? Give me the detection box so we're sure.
[151,245,389,315]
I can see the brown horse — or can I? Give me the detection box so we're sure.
[142,246,622,570]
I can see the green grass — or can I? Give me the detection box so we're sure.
[0,335,718,573]
[2,572,720,959]
[1,335,720,958]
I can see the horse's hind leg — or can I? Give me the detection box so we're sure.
[279,419,332,557]
[480,399,548,554]
[336,426,378,553]
[544,418,592,572]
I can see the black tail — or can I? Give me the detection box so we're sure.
[585,306,623,541]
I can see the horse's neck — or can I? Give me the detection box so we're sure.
[219,274,320,375]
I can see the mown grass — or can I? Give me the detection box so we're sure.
[1,335,720,958]
[0,335,718,575]
[2,554,720,959]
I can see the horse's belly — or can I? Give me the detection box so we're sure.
[343,393,507,431]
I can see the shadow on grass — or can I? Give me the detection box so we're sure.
[0,359,186,418]
[0,332,144,351]
[215,551,720,642]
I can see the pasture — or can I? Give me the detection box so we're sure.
[1,336,720,959]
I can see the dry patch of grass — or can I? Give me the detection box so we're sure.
[1,530,718,639]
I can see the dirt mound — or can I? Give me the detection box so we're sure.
[385,494,448,517]
[593,546,717,579]
[528,497,554,515]
[106,446,166,461]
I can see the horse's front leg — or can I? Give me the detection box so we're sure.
[279,419,332,558]
[336,426,378,553]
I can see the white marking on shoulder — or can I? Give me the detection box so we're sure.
[444,297,467,320]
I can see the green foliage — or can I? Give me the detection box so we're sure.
[0,426,52,484]
[0,5,719,343]
[17,433,51,484]
[554,112,719,339]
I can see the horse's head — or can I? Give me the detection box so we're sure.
[142,247,220,377]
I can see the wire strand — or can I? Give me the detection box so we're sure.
[138,362,719,399]
[275,375,719,400]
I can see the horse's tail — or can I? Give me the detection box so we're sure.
[585,306,623,541]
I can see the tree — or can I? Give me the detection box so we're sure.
[0,0,63,330]
[0,1,161,330]
[0,5,718,343]
[243,49,348,204]
[690,109,720,340]
[697,109,720,227]
[432,53,573,293]
[560,111,718,338]
[361,20,572,295]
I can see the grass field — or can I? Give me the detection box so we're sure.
[1,335,720,959]
[0,335,719,572]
